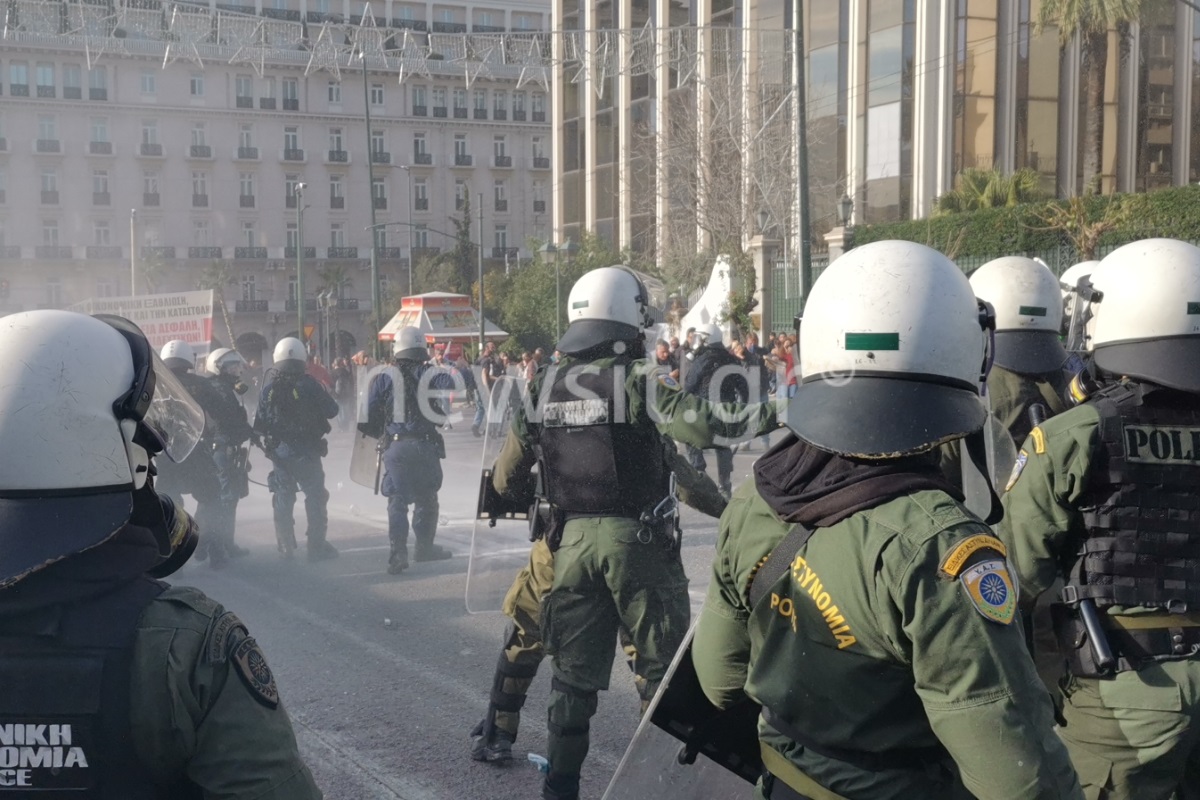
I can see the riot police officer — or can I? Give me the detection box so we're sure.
[1000,238,1200,799]
[0,310,321,798]
[969,256,1072,446]
[363,327,454,574]
[254,338,340,562]
[154,340,219,511]
[199,347,254,567]
[692,241,1080,799]
[487,266,778,800]
[683,322,748,499]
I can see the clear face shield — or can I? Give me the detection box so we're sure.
[94,315,206,463]
[1064,277,1103,354]
[962,301,1012,523]
[625,268,667,327]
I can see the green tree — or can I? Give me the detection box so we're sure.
[933,168,1047,215]
[197,259,237,351]
[424,195,476,294]
[1037,0,1147,194]
[316,263,353,358]
[1032,194,1130,260]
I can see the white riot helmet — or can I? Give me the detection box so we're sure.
[392,326,428,362]
[792,241,992,458]
[693,323,723,348]
[273,336,307,375]
[1086,238,1200,394]
[160,340,195,373]
[0,311,205,586]
[205,347,246,378]
[969,256,1067,374]
[557,266,656,354]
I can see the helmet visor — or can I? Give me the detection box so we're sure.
[94,314,206,463]
[1064,277,1102,353]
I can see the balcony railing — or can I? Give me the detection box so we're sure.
[327,247,358,259]
[234,247,268,259]
[474,108,488,120]
[414,152,433,165]
[532,111,546,122]
[327,149,348,163]
[89,88,107,101]
[139,143,163,156]
[373,197,388,210]
[259,97,277,109]
[143,192,160,207]
[284,246,317,259]
[415,198,429,210]
[36,139,61,153]
[512,110,527,121]
[86,245,122,259]
[239,195,256,208]
[189,246,223,259]
[237,146,259,159]
[371,150,391,164]
[330,196,345,209]
[454,154,473,167]
[142,246,176,259]
[63,86,82,100]
[189,144,212,158]
[35,245,73,259]
[494,155,512,167]
[37,85,55,98]
[473,24,505,32]
[492,247,518,259]
[493,110,507,121]
[41,190,59,204]
[282,98,299,111]
[494,199,508,212]
[282,148,305,161]
[533,156,550,169]
[236,96,253,108]
[235,299,269,312]
[412,105,427,116]
[89,140,113,155]
[92,192,111,206]
[393,18,427,30]
[261,7,300,20]
[433,106,448,118]
[0,246,20,259]
[192,194,209,208]
[378,247,404,259]
[10,84,29,97]
[533,200,546,213]
[454,107,468,119]
[432,21,466,32]
[411,247,442,259]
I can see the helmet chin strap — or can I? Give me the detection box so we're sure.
[121,419,153,490]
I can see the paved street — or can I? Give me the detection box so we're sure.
[172,410,779,799]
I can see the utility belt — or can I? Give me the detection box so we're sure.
[762,708,945,776]
[387,429,445,458]
[1051,603,1200,677]
[532,494,681,553]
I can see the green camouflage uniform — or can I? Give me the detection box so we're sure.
[131,585,322,798]
[998,402,1200,800]
[987,364,1069,449]
[695,484,1081,800]
[492,357,776,790]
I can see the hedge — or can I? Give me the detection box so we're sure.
[849,184,1200,260]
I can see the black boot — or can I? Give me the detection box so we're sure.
[307,539,339,562]
[469,719,514,763]
[542,772,579,800]
[387,543,409,574]
[414,542,452,562]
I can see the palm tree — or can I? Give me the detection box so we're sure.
[1038,0,1146,195]
[933,168,1046,215]
[197,259,238,351]
[316,263,353,358]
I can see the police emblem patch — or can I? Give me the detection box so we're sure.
[1004,450,1028,493]
[959,559,1018,625]
[232,636,280,709]
[656,373,679,391]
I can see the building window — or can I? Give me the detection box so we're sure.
[192,220,210,246]
[142,120,159,145]
[190,73,204,97]
[42,220,59,246]
[328,81,341,104]
[240,172,255,197]
[433,87,446,109]
[93,220,111,246]
[493,90,506,113]
[532,93,545,115]
[282,78,299,101]
[192,171,208,197]
[37,115,56,141]
[36,62,54,95]
[46,277,63,307]
[143,172,159,195]
[494,224,507,250]
[371,130,385,155]
[239,124,254,149]
[454,88,467,111]
[455,179,467,209]
[286,223,299,250]
[329,127,343,151]
[474,89,487,110]
[372,178,386,202]
[285,174,299,199]
[494,135,507,158]
[40,169,57,193]
[90,117,109,143]
[513,91,526,114]
[370,83,384,106]
[88,66,106,95]
[191,123,207,147]
[284,126,299,150]
[140,70,156,94]
[413,225,428,249]
[63,64,81,94]
[494,179,507,204]
[413,85,427,110]
[454,134,467,157]
[414,133,428,156]
[414,179,427,203]
[330,223,345,248]
[532,136,545,158]
[92,170,109,194]
[236,74,253,99]
[96,278,116,297]
[241,221,256,248]
[330,175,344,201]
[241,273,256,301]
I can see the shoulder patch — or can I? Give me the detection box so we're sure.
[1004,450,1029,493]
[232,636,280,709]
[206,611,249,664]
[1029,426,1046,454]
[959,559,1018,625]
[656,373,679,391]
[939,534,1007,578]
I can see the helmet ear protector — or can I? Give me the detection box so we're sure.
[94,314,162,457]
[978,299,997,385]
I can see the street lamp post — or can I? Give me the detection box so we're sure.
[129,209,138,297]
[477,192,485,353]
[398,164,414,296]
[361,51,382,359]
[295,182,307,347]
[538,241,559,339]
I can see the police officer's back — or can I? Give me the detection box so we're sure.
[155,340,219,506]
[198,347,255,566]
[1000,238,1200,800]
[0,310,321,798]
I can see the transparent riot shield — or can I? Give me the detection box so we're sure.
[348,364,396,491]
[962,414,1018,520]
[602,620,759,799]
[466,376,532,614]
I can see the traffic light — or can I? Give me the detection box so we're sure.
[0,280,9,299]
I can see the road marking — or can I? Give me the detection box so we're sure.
[293,723,449,800]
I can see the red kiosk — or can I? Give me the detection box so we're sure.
[377,292,508,360]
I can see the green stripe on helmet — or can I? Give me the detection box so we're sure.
[571,300,589,310]
[1188,302,1200,315]
[1018,305,1047,317]
[845,333,899,351]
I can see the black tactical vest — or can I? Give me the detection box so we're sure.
[537,362,667,515]
[0,578,184,799]
[1067,381,1200,610]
